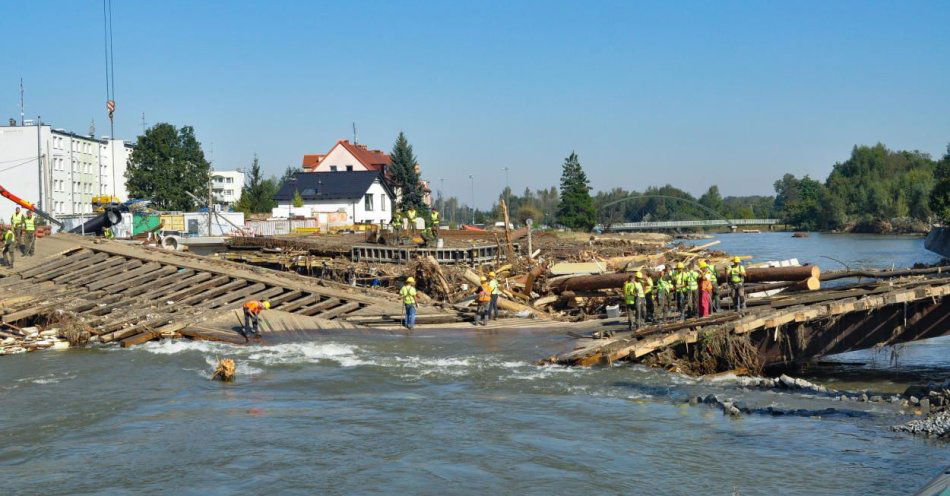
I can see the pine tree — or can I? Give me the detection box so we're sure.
[388,132,427,213]
[234,155,277,214]
[292,189,304,208]
[556,152,596,230]
[126,123,210,210]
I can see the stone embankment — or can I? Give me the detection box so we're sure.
[892,379,950,439]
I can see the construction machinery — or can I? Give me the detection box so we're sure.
[0,185,63,229]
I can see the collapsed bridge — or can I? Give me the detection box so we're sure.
[547,268,950,373]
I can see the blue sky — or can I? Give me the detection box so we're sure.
[2,1,948,208]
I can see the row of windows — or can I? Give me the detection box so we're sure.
[53,201,95,214]
[363,193,387,212]
[52,180,96,194]
[212,176,235,184]
[329,165,354,172]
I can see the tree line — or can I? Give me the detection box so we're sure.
[126,123,950,231]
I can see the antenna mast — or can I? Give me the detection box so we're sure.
[19,78,24,126]
[352,122,358,144]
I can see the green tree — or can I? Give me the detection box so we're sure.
[556,152,596,230]
[234,155,277,214]
[292,189,304,208]
[389,132,427,213]
[931,145,950,223]
[698,185,724,215]
[126,123,210,210]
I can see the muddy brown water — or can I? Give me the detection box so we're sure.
[0,232,947,495]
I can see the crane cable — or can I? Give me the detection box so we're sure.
[103,0,117,198]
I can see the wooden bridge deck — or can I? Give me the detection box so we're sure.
[0,235,461,347]
[548,273,950,369]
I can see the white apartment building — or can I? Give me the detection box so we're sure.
[211,170,245,206]
[0,122,132,221]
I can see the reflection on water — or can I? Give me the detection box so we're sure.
[0,233,946,495]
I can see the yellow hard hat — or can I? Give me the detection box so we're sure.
[263,301,271,310]
[635,271,643,278]
[676,262,684,269]
[732,256,741,263]
[480,276,487,282]
[699,261,707,269]
[406,276,416,284]
[489,271,496,278]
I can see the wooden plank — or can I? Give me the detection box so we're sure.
[297,298,340,316]
[108,265,179,293]
[276,294,319,313]
[178,279,248,306]
[52,255,127,284]
[119,331,160,347]
[315,301,361,319]
[266,290,305,307]
[14,249,92,279]
[215,286,285,310]
[201,283,266,309]
[32,252,112,282]
[160,275,230,303]
[69,259,143,287]
[85,262,163,291]
[125,270,204,298]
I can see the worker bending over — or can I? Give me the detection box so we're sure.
[2,226,15,267]
[488,271,501,320]
[475,276,492,326]
[242,299,270,340]
[728,256,747,311]
[21,211,35,257]
[400,277,418,330]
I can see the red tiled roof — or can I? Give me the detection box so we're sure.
[300,140,391,172]
[338,140,390,171]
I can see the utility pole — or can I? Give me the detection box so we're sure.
[36,116,43,212]
[469,174,475,225]
[503,166,510,209]
[207,154,214,237]
[19,78,25,126]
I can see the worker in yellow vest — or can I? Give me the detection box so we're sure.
[703,259,720,313]
[654,267,673,322]
[10,207,24,245]
[671,262,687,317]
[684,262,700,319]
[475,276,492,326]
[400,276,417,329]
[622,273,637,330]
[728,256,747,311]
[391,210,404,238]
[2,226,14,267]
[21,211,35,256]
[640,269,654,322]
[487,271,501,320]
[406,208,418,234]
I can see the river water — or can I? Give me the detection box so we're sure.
[1,233,947,495]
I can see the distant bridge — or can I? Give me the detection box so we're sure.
[600,219,781,231]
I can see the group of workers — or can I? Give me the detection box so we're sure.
[397,271,502,330]
[3,207,38,267]
[391,207,440,241]
[622,256,747,330]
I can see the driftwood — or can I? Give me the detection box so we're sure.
[717,265,820,283]
[820,266,945,282]
[462,269,550,319]
[745,276,821,294]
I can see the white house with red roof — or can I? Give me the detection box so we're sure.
[302,140,390,172]
[300,139,432,206]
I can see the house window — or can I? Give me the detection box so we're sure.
[330,165,338,171]
[346,165,353,171]
[380,194,386,211]
[364,194,374,211]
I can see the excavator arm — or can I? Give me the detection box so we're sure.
[0,185,63,228]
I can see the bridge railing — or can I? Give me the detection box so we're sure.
[599,219,780,231]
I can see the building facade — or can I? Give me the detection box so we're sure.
[0,122,132,221]
[272,171,394,225]
[211,170,245,206]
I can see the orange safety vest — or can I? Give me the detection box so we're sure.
[243,300,263,315]
[478,284,492,303]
